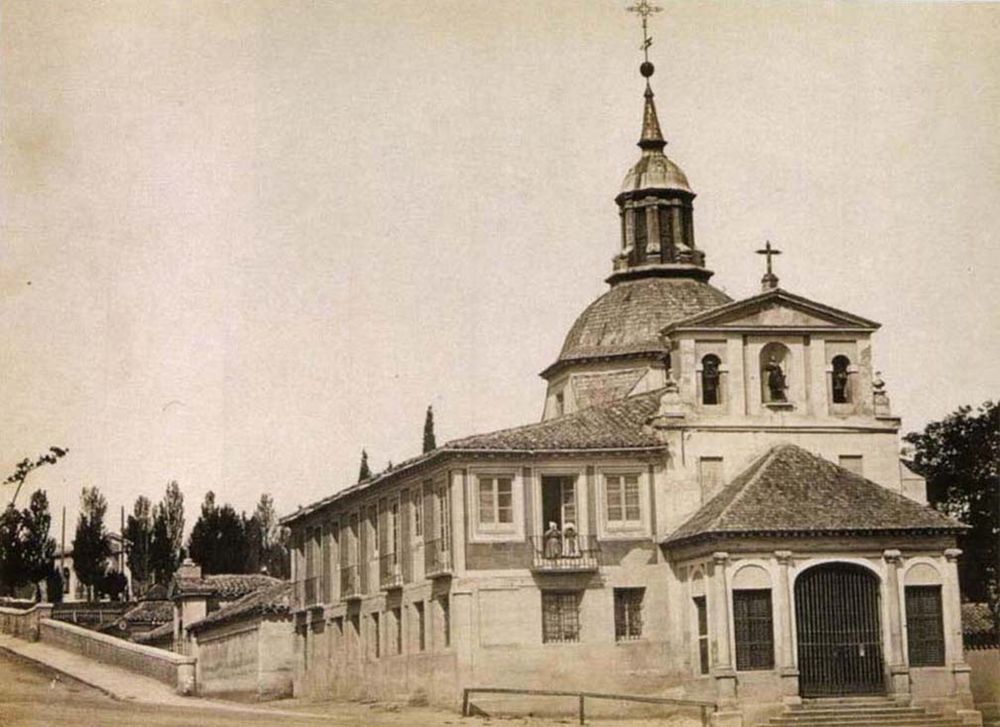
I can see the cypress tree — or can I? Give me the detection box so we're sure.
[358,449,372,482]
[423,405,436,453]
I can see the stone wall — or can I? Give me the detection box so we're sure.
[967,648,999,724]
[39,618,196,694]
[0,604,53,640]
[192,615,294,700]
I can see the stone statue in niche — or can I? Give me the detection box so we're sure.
[764,355,787,402]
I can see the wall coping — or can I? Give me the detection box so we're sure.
[0,604,52,616]
[40,618,195,666]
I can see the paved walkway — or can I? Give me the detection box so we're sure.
[0,633,327,719]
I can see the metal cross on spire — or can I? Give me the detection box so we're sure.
[627,0,663,64]
[756,240,782,291]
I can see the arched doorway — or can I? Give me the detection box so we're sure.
[795,563,885,697]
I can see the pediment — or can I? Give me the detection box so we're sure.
[662,289,879,333]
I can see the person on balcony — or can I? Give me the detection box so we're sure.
[563,522,579,557]
[544,521,562,558]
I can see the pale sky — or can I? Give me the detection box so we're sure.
[2,1,998,541]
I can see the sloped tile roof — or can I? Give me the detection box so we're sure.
[664,444,965,546]
[281,390,668,525]
[443,388,664,451]
[171,573,282,600]
[132,620,174,645]
[187,581,293,634]
[122,599,173,625]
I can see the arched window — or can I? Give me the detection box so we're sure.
[831,355,850,404]
[701,354,721,405]
[760,343,791,404]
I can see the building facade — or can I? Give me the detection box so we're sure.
[281,60,977,726]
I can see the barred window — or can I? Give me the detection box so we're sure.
[542,591,581,643]
[391,607,402,655]
[414,600,426,652]
[693,596,710,675]
[614,588,644,641]
[905,585,945,666]
[733,589,775,670]
[438,595,451,648]
[370,612,380,660]
[605,474,641,525]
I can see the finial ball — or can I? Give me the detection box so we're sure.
[640,61,655,78]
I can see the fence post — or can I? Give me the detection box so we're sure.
[578,694,585,724]
[462,689,470,717]
[701,705,708,727]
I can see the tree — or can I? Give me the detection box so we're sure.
[148,481,185,586]
[124,496,153,594]
[0,505,26,597]
[72,487,110,600]
[904,401,999,621]
[22,490,57,600]
[423,405,436,453]
[0,491,59,599]
[3,447,68,506]
[358,449,372,482]
[244,493,288,577]
[188,492,251,575]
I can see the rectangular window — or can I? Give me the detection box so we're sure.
[414,601,426,652]
[698,457,724,502]
[614,588,644,641]
[438,595,451,649]
[542,591,581,644]
[905,585,945,666]
[391,607,402,655]
[367,505,379,554]
[605,474,642,525]
[838,455,863,477]
[370,612,380,660]
[733,589,775,671]
[477,476,513,526]
[694,596,709,675]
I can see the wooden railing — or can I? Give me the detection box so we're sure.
[462,687,717,726]
[379,552,402,590]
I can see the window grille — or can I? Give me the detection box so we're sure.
[439,595,451,648]
[905,585,945,666]
[370,612,380,659]
[614,588,644,641]
[733,589,775,670]
[693,596,710,674]
[542,591,581,643]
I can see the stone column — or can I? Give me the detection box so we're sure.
[774,550,800,703]
[883,549,911,702]
[647,203,661,254]
[943,549,974,709]
[711,552,737,706]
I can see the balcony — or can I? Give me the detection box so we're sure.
[379,552,403,590]
[296,576,322,609]
[530,534,601,573]
[424,537,453,578]
[340,565,362,601]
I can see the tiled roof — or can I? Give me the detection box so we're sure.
[132,621,173,645]
[122,599,173,625]
[171,573,282,600]
[443,389,664,451]
[664,444,965,546]
[281,390,668,525]
[187,581,293,634]
[550,277,731,371]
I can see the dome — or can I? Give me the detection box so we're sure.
[555,277,731,365]
[620,151,692,196]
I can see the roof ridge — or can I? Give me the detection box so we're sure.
[710,445,788,530]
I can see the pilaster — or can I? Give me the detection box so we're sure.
[774,550,800,703]
[711,551,737,707]
[883,549,910,702]
[944,548,974,707]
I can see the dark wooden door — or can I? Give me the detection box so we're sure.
[795,563,885,697]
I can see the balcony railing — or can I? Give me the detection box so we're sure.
[340,565,362,601]
[296,576,321,609]
[379,552,403,590]
[424,536,453,577]
[530,534,601,572]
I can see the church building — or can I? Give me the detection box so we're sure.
[281,34,978,727]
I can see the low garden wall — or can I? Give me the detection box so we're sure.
[0,604,53,640]
[39,618,196,694]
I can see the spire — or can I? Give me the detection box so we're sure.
[639,78,666,151]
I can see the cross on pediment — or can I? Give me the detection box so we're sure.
[756,240,782,290]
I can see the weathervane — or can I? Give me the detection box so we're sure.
[756,240,782,291]
[627,0,663,68]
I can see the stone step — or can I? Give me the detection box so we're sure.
[766,719,962,727]
[772,711,930,723]
[798,698,904,708]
